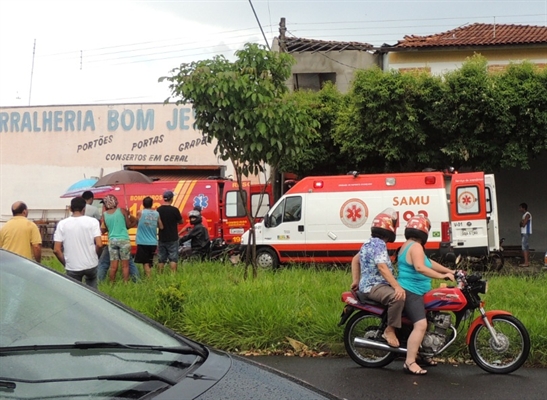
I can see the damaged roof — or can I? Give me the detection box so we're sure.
[392,23,547,48]
[281,36,374,53]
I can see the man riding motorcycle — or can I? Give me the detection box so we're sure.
[179,210,210,260]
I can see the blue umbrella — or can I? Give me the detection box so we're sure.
[61,178,101,198]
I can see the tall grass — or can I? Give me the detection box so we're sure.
[42,257,547,366]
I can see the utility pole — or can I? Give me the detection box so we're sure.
[28,39,36,106]
[248,0,270,50]
[279,17,287,53]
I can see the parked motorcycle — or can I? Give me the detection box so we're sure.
[339,269,530,374]
[459,238,506,272]
[179,238,234,262]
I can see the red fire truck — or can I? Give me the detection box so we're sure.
[64,178,272,250]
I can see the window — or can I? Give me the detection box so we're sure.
[268,196,302,227]
[485,187,493,214]
[293,73,336,91]
[456,186,480,215]
[226,191,247,217]
[251,193,270,218]
[284,196,302,222]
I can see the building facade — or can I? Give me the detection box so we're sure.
[0,103,265,225]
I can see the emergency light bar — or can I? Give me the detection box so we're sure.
[425,176,436,185]
[313,181,324,189]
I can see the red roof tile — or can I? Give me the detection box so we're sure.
[393,23,547,48]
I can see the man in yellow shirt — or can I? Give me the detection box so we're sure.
[0,201,42,262]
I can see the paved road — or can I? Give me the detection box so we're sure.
[249,355,546,400]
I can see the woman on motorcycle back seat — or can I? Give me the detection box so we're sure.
[397,215,455,375]
[351,208,405,348]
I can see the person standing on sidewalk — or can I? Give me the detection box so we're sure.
[53,197,102,288]
[518,202,532,267]
[0,201,42,262]
[135,196,163,278]
[157,191,182,273]
[82,190,101,220]
[101,195,135,283]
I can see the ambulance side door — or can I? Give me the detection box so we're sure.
[450,172,488,255]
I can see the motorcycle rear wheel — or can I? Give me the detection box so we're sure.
[469,315,530,374]
[344,311,397,368]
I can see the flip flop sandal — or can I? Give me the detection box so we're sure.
[382,333,399,348]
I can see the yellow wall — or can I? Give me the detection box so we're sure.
[389,47,547,64]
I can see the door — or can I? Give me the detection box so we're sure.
[223,187,250,245]
[484,174,501,252]
[263,195,306,262]
[450,172,489,256]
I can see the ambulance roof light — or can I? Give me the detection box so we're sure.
[385,177,396,186]
[313,181,324,189]
[425,176,436,184]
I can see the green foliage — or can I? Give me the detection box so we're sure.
[334,67,445,172]
[154,284,186,326]
[284,83,348,176]
[492,61,547,169]
[332,55,547,173]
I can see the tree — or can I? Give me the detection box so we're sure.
[492,61,547,169]
[282,83,348,176]
[333,67,446,172]
[160,43,318,277]
[332,56,547,174]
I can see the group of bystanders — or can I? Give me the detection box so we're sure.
[0,189,210,287]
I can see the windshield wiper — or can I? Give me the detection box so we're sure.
[0,341,207,359]
[0,371,177,387]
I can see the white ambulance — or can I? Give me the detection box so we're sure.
[241,171,501,269]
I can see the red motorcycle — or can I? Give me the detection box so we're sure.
[339,270,530,374]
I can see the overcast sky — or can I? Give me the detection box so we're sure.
[0,0,545,107]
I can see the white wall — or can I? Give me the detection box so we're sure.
[0,103,266,224]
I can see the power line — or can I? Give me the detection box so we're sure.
[289,13,545,26]
[27,14,547,69]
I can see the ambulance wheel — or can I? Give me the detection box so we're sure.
[256,247,279,270]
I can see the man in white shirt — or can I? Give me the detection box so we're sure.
[54,197,103,288]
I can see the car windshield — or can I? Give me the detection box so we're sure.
[0,250,204,399]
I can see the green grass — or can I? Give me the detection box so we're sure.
[42,256,547,366]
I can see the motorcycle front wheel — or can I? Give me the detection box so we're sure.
[344,311,397,368]
[469,315,530,374]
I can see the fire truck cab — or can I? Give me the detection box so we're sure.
[73,178,272,251]
[241,171,501,269]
